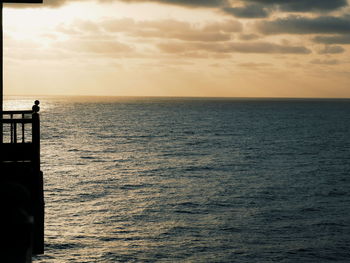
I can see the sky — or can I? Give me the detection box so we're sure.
[3,0,350,98]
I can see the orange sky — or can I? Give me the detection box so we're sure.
[3,0,350,98]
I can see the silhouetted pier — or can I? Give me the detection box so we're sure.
[0,101,44,262]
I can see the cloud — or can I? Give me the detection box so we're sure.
[222,4,269,18]
[4,0,71,7]
[56,39,133,55]
[100,18,242,42]
[246,0,348,12]
[57,18,240,43]
[6,0,228,8]
[66,0,350,12]
[51,18,245,58]
[318,45,345,54]
[5,0,349,16]
[239,33,260,40]
[117,0,227,8]
[158,41,311,54]
[313,35,350,44]
[202,20,243,33]
[55,18,311,56]
[310,59,340,65]
[256,15,350,35]
[229,42,311,54]
[238,62,272,68]
[221,0,348,19]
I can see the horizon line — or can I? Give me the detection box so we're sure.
[4,94,350,100]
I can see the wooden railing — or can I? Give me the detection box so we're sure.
[0,102,40,169]
[0,110,34,143]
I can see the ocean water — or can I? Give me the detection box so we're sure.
[4,96,350,262]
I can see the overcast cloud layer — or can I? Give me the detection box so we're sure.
[3,0,350,97]
[5,0,350,58]
[6,0,349,12]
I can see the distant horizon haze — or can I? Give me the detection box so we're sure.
[4,94,350,100]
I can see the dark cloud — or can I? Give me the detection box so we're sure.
[256,15,350,35]
[221,0,348,19]
[318,45,345,54]
[118,0,227,7]
[310,58,340,65]
[227,42,311,54]
[5,0,348,15]
[239,33,260,40]
[158,41,311,54]
[246,0,348,12]
[222,5,269,18]
[313,35,350,44]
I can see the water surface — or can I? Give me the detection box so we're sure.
[5,96,350,262]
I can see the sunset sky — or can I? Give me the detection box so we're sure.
[3,0,350,98]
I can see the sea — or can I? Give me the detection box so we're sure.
[4,96,350,262]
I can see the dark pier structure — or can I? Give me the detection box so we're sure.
[0,101,44,262]
[0,1,44,262]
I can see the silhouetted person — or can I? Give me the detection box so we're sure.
[0,183,33,263]
[32,100,40,113]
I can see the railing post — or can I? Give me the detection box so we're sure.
[31,100,44,254]
[13,120,17,144]
[0,112,2,144]
[22,113,25,143]
[10,114,13,143]
[32,111,40,172]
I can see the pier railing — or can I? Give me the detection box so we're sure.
[1,110,34,143]
[0,103,40,170]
